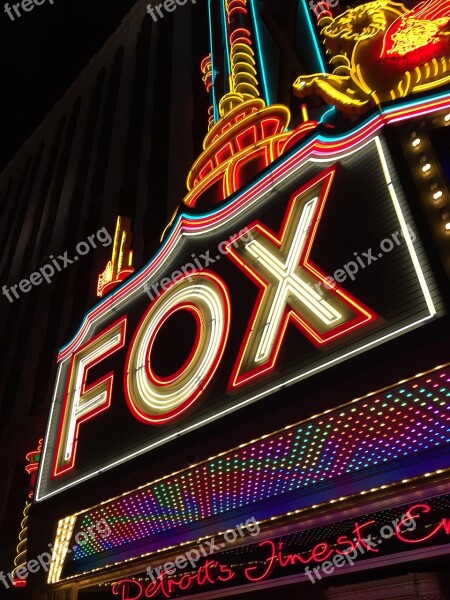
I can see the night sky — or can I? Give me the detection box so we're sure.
[0,0,138,170]
[0,0,422,172]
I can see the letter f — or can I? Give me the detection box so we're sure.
[4,4,15,20]
[53,318,127,476]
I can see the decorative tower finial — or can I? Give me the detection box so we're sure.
[158,0,321,221]
[201,54,215,130]
[97,216,135,298]
[219,0,262,116]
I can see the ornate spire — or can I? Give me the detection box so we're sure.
[201,54,215,130]
[158,0,319,221]
[219,0,262,115]
[11,439,43,587]
[97,216,135,298]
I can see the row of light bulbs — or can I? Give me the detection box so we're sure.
[411,112,450,233]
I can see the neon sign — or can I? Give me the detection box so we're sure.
[111,501,450,599]
[396,504,450,543]
[53,167,375,477]
[37,124,442,501]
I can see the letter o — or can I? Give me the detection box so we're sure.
[224,529,238,543]
[75,531,90,546]
[380,238,394,253]
[76,241,91,255]
[217,240,229,255]
[125,271,231,423]
[380,524,394,539]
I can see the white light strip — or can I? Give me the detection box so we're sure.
[128,278,227,414]
[36,363,65,500]
[243,195,345,364]
[47,516,76,584]
[374,136,437,317]
[64,331,123,461]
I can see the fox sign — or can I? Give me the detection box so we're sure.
[36,131,442,500]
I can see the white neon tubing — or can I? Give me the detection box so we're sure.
[127,275,228,417]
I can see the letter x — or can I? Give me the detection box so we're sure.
[226,168,377,389]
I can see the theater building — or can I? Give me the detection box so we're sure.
[2,0,450,599]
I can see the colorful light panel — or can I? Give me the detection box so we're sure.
[70,365,450,561]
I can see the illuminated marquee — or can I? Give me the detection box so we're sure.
[111,496,450,600]
[36,102,445,500]
[51,485,450,586]
[46,364,450,586]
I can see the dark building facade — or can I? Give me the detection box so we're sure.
[1,0,450,599]
[0,0,205,580]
